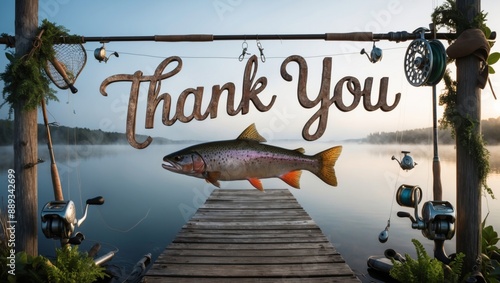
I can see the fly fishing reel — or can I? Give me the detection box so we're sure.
[404,28,447,87]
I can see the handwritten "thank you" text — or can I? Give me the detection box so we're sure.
[100,55,400,149]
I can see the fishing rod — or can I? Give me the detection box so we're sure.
[41,98,64,201]
[0,30,495,46]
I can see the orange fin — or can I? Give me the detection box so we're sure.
[247,178,264,191]
[205,171,221,187]
[313,146,342,187]
[280,170,302,189]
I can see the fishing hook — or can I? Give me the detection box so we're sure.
[257,39,266,62]
[238,40,250,62]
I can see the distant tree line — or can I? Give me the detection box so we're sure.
[365,116,500,144]
[0,119,173,146]
[1,117,498,146]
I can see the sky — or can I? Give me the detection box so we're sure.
[1,0,499,144]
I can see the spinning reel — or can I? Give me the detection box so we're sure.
[41,196,104,245]
[392,151,417,171]
[360,41,383,63]
[404,27,447,87]
[94,42,119,63]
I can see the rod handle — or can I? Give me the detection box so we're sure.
[50,57,78,93]
[154,34,213,42]
[51,163,64,201]
[325,32,373,41]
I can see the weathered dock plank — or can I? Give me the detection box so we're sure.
[144,189,359,282]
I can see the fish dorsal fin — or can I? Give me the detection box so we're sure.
[237,123,267,142]
[294,148,305,154]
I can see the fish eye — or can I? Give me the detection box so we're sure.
[174,156,183,161]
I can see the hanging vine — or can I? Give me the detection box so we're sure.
[432,0,497,199]
[0,19,81,113]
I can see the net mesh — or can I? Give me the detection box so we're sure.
[45,43,87,89]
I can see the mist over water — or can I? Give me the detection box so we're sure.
[0,143,499,281]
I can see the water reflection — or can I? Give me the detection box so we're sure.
[0,143,499,282]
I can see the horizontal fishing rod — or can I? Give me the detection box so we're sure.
[0,30,496,46]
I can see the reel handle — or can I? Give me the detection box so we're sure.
[397,211,416,223]
[87,196,105,205]
[68,232,85,245]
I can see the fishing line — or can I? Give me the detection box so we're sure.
[67,88,85,212]
[85,47,406,61]
[44,106,58,122]
[379,72,408,243]
[96,207,152,233]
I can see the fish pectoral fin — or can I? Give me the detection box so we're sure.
[205,171,221,188]
[247,178,264,191]
[280,170,302,189]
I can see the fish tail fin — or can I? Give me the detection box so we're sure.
[314,146,342,187]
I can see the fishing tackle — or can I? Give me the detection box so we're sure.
[391,151,417,171]
[396,184,455,263]
[360,41,382,63]
[41,196,104,245]
[256,39,266,62]
[378,220,390,243]
[94,42,119,63]
[238,40,251,61]
[404,27,446,86]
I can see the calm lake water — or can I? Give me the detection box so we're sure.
[1,142,499,282]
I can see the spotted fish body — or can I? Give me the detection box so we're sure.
[162,124,342,191]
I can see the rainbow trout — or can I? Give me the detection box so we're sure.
[162,124,342,191]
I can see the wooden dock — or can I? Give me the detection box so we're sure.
[144,189,360,282]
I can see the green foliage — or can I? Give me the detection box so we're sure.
[482,22,499,75]
[3,252,50,283]
[448,253,466,283]
[432,0,488,33]
[0,247,107,283]
[0,19,81,112]
[489,52,500,74]
[389,239,465,283]
[45,246,107,283]
[390,239,444,282]
[439,71,493,198]
[0,48,57,112]
[482,218,500,282]
[432,1,495,199]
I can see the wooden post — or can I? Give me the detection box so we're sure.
[456,0,482,274]
[14,0,38,256]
